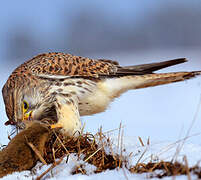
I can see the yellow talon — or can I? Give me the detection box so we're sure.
[50,123,63,129]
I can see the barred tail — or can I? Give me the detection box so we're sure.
[132,71,201,89]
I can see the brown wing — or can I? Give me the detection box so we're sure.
[16,52,187,79]
[20,52,119,78]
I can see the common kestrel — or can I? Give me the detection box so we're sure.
[2,52,201,136]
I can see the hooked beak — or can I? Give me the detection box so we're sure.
[23,111,33,121]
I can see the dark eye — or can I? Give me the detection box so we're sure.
[23,101,28,110]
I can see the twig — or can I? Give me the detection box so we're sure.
[147,137,150,146]
[117,122,122,154]
[120,128,124,168]
[36,155,65,180]
[98,127,105,166]
[136,147,148,166]
[53,131,70,155]
[183,156,191,180]
[52,148,56,163]
[80,122,86,136]
[24,135,47,165]
[142,133,200,163]
[174,94,201,162]
[84,147,102,162]
[27,142,47,165]
[53,131,85,174]
[122,166,129,180]
[102,125,125,135]
[107,136,117,161]
[138,137,144,147]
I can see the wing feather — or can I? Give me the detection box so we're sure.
[16,52,187,79]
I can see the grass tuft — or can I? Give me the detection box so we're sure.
[38,127,201,179]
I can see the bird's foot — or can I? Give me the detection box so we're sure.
[50,123,63,129]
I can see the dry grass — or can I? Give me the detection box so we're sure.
[37,128,201,179]
[43,129,126,174]
[130,161,201,179]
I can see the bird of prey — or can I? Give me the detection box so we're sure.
[2,52,201,136]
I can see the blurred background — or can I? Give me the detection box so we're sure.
[1,0,201,145]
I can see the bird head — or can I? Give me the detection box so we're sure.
[2,81,56,128]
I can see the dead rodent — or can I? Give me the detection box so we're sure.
[0,122,50,178]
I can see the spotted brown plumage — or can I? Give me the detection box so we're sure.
[2,52,201,136]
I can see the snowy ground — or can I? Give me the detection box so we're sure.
[2,135,201,179]
[1,49,201,179]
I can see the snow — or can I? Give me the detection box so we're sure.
[1,49,201,179]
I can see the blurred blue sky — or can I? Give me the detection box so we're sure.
[1,0,201,60]
[1,1,201,145]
